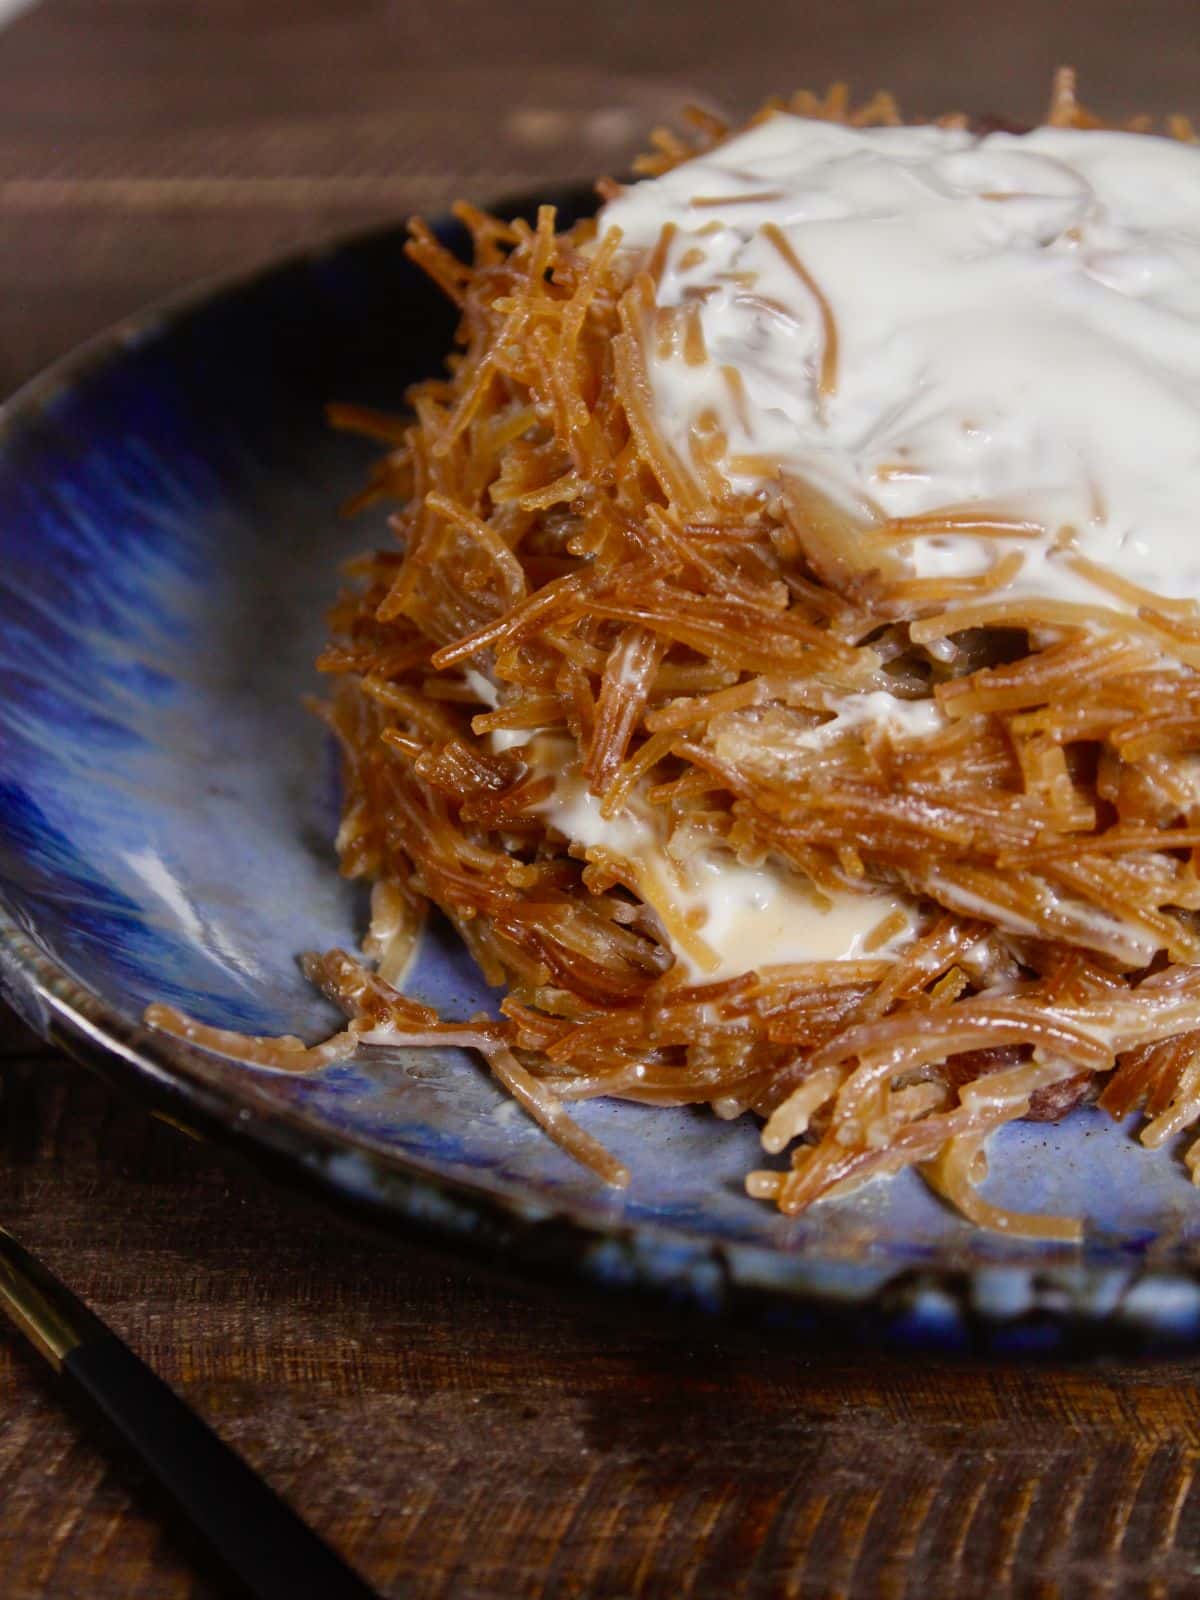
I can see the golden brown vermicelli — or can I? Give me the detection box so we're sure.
[148,72,1200,1239]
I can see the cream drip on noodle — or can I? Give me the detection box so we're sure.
[542,734,918,978]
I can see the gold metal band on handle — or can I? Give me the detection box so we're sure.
[0,1227,87,1372]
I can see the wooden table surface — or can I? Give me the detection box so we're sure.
[5,4,1200,1596]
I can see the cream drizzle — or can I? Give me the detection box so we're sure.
[537,737,917,979]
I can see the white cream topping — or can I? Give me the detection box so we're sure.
[792,690,945,750]
[463,667,500,708]
[539,740,915,979]
[600,115,1200,611]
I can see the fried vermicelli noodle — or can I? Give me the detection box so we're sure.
[149,73,1200,1240]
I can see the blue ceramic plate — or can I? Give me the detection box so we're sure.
[3,196,1199,1355]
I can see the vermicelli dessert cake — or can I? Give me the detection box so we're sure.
[150,72,1200,1240]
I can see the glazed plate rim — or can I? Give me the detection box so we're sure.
[3,209,1200,1355]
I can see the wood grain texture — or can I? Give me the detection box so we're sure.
[4,3,1200,1596]
[5,1031,1200,1598]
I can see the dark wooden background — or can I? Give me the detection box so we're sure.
[4,4,1200,1596]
